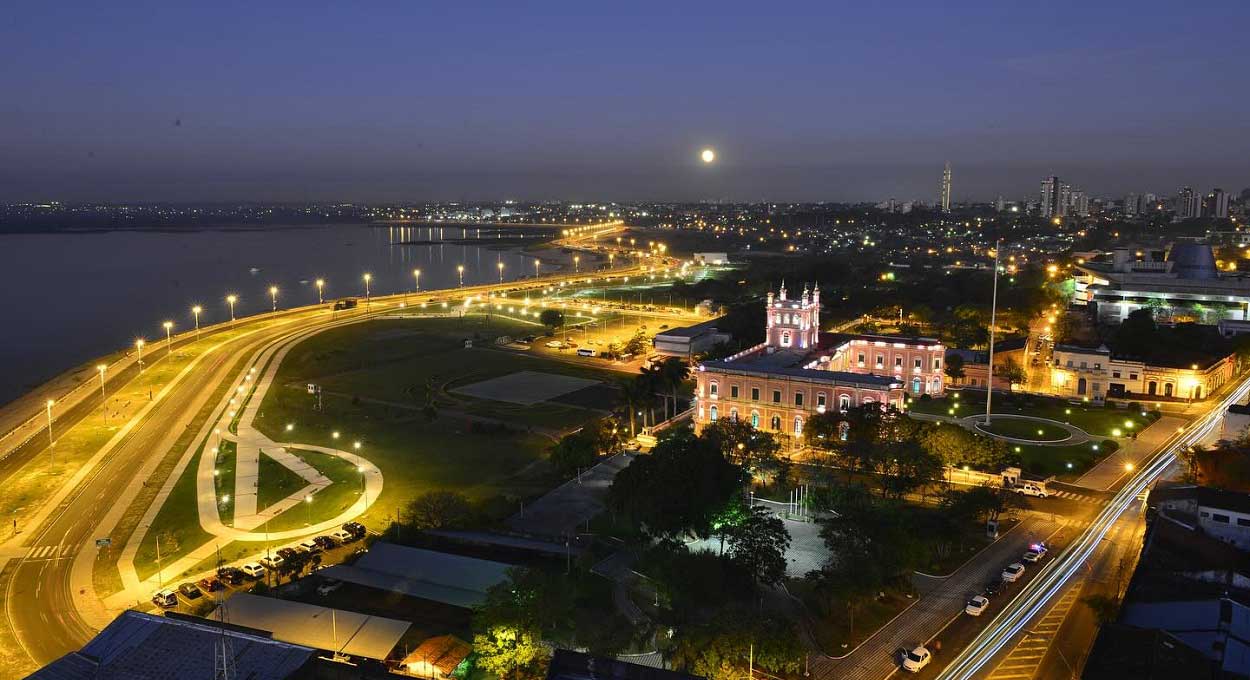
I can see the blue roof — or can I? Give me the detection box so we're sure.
[29,610,314,680]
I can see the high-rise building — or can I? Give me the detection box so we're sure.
[940,162,952,213]
[1206,188,1230,219]
[1041,176,1062,219]
[1124,193,1140,217]
[1176,187,1201,220]
[1070,190,1089,217]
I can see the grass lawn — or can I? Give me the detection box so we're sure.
[909,391,1158,437]
[978,418,1070,442]
[213,440,236,526]
[263,448,363,532]
[257,449,310,512]
[1009,439,1119,478]
[136,440,215,582]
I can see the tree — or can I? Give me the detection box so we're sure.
[539,309,564,334]
[473,627,547,680]
[876,440,943,500]
[616,375,651,437]
[942,484,1027,525]
[944,353,966,380]
[919,422,1012,470]
[701,417,782,480]
[999,358,1026,386]
[1081,594,1121,624]
[608,427,744,538]
[623,328,651,356]
[549,429,598,477]
[657,356,691,415]
[669,606,802,680]
[726,507,791,588]
[405,490,473,531]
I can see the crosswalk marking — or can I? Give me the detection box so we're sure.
[1051,489,1111,505]
[25,545,73,560]
[984,579,1084,680]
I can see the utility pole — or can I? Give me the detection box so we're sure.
[985,239,1001,426]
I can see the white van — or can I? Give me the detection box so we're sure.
[577,348,598,358]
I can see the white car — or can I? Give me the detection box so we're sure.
[317,579,343,596]
[297,539,322,554]
[544,341,563,349]
[901,646,931,672]
[1015,483,1048,498]
[240,563,266,579]
[965,595,989,616]
[1022,550,1042,563]
[329,529,355,544]
[259,555,285,570]
[1001,563,1026,582]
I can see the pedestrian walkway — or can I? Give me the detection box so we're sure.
[1071,415,1185,490]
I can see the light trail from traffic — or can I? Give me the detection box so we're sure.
[937,375,1250,679]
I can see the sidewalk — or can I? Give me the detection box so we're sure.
[1071,415,1185,491]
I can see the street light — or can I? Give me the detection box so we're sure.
[305,493,313,526]
[136,338,146,372]
[191,305,202,339]
[226,294,237,322]
[363,273,372,309]
[457,264,464,287]
[534,259,540,278]
[163,321,173,353]
[45,399,54,449]
[497,261,505,283]
[574,255,580,272]
[96,364,107,420]
[413,269,421,293]
[269,285,279,312]
[315,278,325,304]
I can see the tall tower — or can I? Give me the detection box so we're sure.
[766,282,820,350]
[1041,176,1061,219]
[940,162,952,213]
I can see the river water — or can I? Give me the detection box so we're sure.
[0,223,564,406]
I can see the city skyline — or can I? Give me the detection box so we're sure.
[3,1,1249,203]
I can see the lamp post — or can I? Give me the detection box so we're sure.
[191,305,202,339]
[136,339,146,372]
[574,255,580,272]
[363,273,372,310]
[163,321,173,354]
[413,269,421,293]
[269,285,279,312]
[984,239,1001,426]
[497,261,505,284]
[315,278,325,304]
[45,399,54,449]
[534,259,540,278]
[457,265,464,287]
[96,364,107,420]
[226,294,237,323]
[305,493,313,526]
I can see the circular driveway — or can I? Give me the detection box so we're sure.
[964,414,1092,446]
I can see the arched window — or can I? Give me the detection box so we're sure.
[912,377,922,394]
[781,331,792,347]
[709,405,718,421]
[837,421,850,441]
[793,416,804,436]
[839,395,851,412]
[730,408,739,421]
[750,411,760,428]
[770,415,781,430]
[1164,383,1173,397]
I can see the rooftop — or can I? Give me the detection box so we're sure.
[546,649,704,680]
[317,542,512,609]
[213,592,411,661]
[29,610,315,680]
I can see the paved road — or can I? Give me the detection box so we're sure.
[0,262,658,672]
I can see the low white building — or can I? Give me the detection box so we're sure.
[653,320,732,360]
[1150,483,1250,551]
[693,252,729,265]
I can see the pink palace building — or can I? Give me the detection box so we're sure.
[693,282,946,439]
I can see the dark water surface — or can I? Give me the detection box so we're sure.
[0,224,554,406]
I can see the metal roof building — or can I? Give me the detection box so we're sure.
[28,610,316,680]
[318,542,511,609]
[214,592,411,661]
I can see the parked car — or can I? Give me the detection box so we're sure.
[984,579,1004,596]
[1022,550,1042,563]
[965,595,990,616]
[260,555,285,571]
[1001,563,1026,583]
[545,341,563,349]
[297,539,322,554]
[217,567,245,585]
[342,522,367,539]
[276,547,298,561]
[177,582,203,600]
[152,588,179,608]
[317,579,343,596]
[901,646,931,673]
[329,529,355,544]
[240,563,266,580]
[313,535,338,551]
[198,577,224,593]
[521,335,537,343]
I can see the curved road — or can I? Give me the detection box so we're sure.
[0,259,660,671]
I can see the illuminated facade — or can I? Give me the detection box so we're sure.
[693,283,946,438]
[1049,344,1232,401]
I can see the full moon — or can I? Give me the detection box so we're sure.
[700,148,716,163]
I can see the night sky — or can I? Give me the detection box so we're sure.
[3,1,1248,203]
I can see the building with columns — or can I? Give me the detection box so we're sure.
[693,282,946,439]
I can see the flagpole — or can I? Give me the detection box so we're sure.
[985,240,1001,426]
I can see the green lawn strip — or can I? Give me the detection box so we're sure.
[257,449,311,512]
[135,441,215,583]
[1008,439,1119,478]
[261,448,362,533]
[214,440,237,526]
[979,419,1069,441]
[255,387,559,535]
[909,393,1157,437]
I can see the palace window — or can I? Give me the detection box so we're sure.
[933,358,941,370]
[795,392,804,407]
[914,358,922,371]
[857,353,866,367]
[817,393,827,408]
[895,356,903,368]
[912,377,922,394]
[793,416,804,436]
[750,411,760,428]
[781,331,792,347]
[709,381,718,397]
[772,390,781,404]
[751,387,760,401]
[839,395,850,411]
[730,408,739,421]
[709,405,718,421]
[730,385,739,398]
[876,355,884,369]
[770,415,781,430]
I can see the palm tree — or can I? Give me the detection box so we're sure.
[657,357,691,418]
[616,376,649,437]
